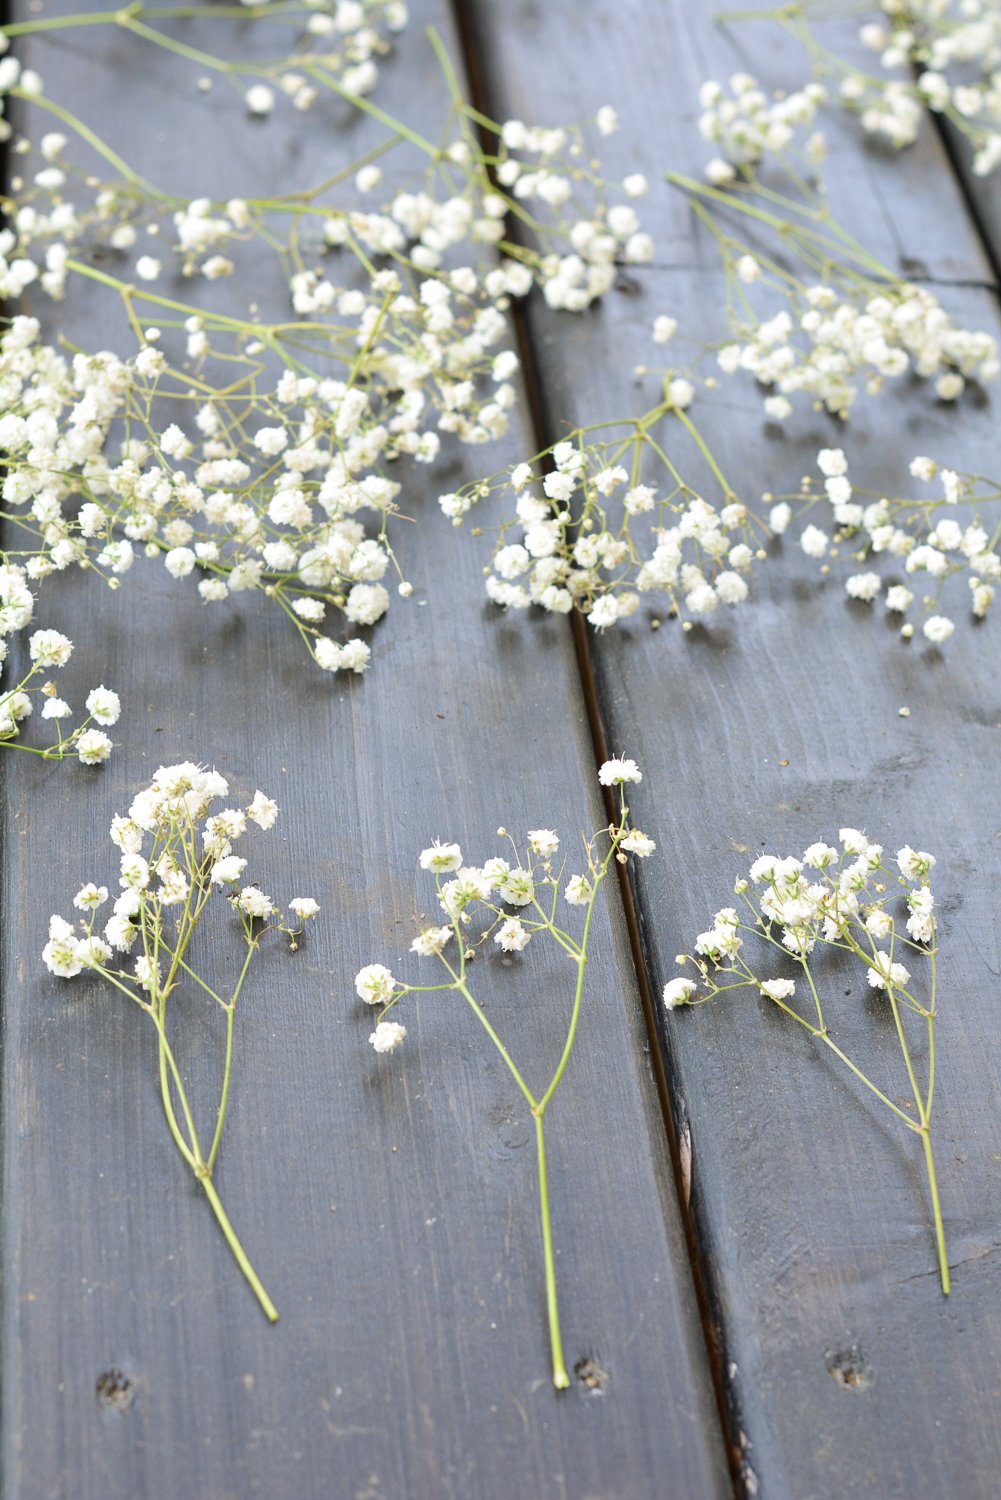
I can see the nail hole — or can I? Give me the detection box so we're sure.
[574,1356,610,1393]
[96,1368,134,1411]
[825,1343,871,1390]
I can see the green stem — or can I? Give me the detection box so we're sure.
[766,992,919,1128]
[535,1113,570,1390]
[921,1128,950,1296]
[207,1005,235,1174]
[452,975,537,1111]
[200,1174,279,1321]
[672,405,737,502]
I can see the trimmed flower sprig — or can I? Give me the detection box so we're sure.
[667,830,949,1292]
[442,385,767,631]
[354,755,655,1389]
[42,762,320,1320]
[770,446,1001,642]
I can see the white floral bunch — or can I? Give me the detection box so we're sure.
[43,761,320,1320]
[0,2,409,129]
[668,828,949,1291]
[482,103,654,309]
[666,69,998,418]
[0,26,656,675]
[714,271,997,416]
[0,589,119,762]
[354,755,654,1390]
[697,70,827,184]
[776,447,1001,642]
[749,1,1001,177]
[0,312,450,674]
[441,390,766,631]
[5,55,651,315]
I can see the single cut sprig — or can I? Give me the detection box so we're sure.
[441,383,768,632]
[667,829,950,1292]
[771,446,1001,643]
[43,762,320,1320]
[355,755,655,1389]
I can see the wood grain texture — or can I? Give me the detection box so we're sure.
[458,1,1001,1495]
[0,5,729,1498]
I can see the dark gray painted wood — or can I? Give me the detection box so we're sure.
[0,5,728,1498]
[459,1,1001,1495]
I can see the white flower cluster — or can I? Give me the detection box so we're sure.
[785,448,1001,642]
[716,274,998,417]
[833,4,1001,176]
[488,108,654,309]
[443,410,763,630]
[666,826,949,1291]
[43,762,317,979]
[355,755,653,1052]
[0,52,656,676]
[237,0,410,115]
[697,72,827,183]
[668,828,936,1006]
[0,3,409,131]
[0,579,119,763]
[675,67,998,419]
[8,81,651,312]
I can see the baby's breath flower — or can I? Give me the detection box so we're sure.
[73,882,108,910]
[494,917,531,952]
[410,925,452,956]
[77,729,112,765]
[248,790,279,829]
[527,829,559,857]
[41,763,307,1320]
[867,952,911,991]
[355,963,396,1005]
[289,897,319,921]
[211,855,247,885]
[663,977,696,1009]
[621,829,656,857]
[419,841,463,873]
[599,756,642,786]
[369,1020,407,1053]
[358,766,660,1387]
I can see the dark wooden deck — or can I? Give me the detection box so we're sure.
[3,3,1001,1497]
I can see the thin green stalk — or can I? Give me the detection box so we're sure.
[671,405,737,502]
[921,1128,950,1295]
[535,1114,569,1389]
[765,991,919,1128]
[452,973,537,1111]
[537,882,601,1114]
[200,1175,279,1321]
[207,1006,236,1175]
[10,88,157,190]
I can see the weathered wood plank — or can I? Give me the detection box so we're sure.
[460,1,1001,1494]
[1,5,728,1498]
